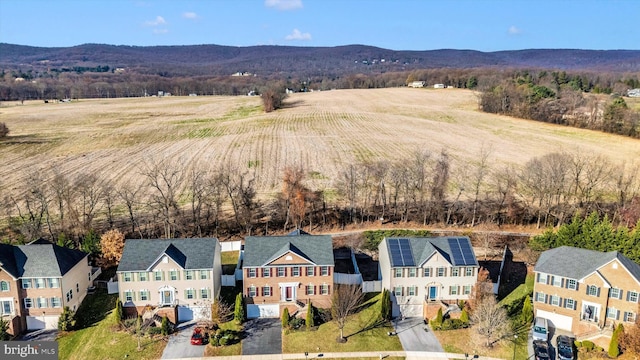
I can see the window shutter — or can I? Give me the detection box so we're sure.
[327,285,331,295]
[616,310,620,320]
[627,292,631,301]
[545,294,548,304]
[561,278,564,288]
[575,282,579,292]
[573,301,577,310]
[597,287,601,297]
[314,285,317,295]
[619,290,623,300]
[184,290,188,299]
[558,297,562,306]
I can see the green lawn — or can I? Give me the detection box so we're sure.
[499,273,534,308]
[221,250,239,275]
[283,293,402,353]
[57,291,166,360]
[204,321,243,356]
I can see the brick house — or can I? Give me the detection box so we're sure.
[116,238,222,324]
[378,237,479,318]
[533,246,640,337]
[0,239,95,336]
[242,234,334,318]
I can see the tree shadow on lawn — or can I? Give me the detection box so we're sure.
[74,289,118,328]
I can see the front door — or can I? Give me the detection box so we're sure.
[161,290,173,305]
[286,287,293,301]
[428,286,437,300]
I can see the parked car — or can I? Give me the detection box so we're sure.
[533,340,550,360]
[532,317,549,341]
[190,327,208,345]
[556,335,575,360]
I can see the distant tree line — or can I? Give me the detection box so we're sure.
[2,148,639,248]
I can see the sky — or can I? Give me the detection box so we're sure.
[0,0,638,52]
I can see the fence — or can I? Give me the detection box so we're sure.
[334,272,362,285]
[220,240,242,252]
[222,275,236,286]
[362,280,381,293]
[107,279,119,294]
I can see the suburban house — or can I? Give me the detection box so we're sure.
[409,81,426,88]
[533,246,640,337]
[242,234,334,318]
[378,237,479,318]
[0,239,95,336]
[116,238,222,324]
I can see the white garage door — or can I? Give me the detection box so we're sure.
[247,304,279,319]
[26,315,59,330]
[177,306,193,323]
[536,310,573,332]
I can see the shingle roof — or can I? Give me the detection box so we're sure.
[0,241,88,278]
[117,238,219,272]
[384,237,478,268]
[534,246,640,282]
[243,235,334,267]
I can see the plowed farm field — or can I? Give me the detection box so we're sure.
[2,88,640,197]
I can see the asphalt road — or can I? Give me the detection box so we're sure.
[242,318,282,355]
[161,323,206,359]
[393,317,444,352]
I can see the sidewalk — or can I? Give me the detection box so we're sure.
[172,351,504,360]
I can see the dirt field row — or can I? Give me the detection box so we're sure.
[2,88,640,199]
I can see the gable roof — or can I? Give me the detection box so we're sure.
[534,246,640,283]
[0,241,88,278]
[383,237,478,268]
[117,238,219,272]
[243,235,334,267]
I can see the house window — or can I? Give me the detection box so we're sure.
[37,297,48,308]
[277,267,286,277]
[408,286,417,296]
[48,278,59,288]
[538,273,548,284]
[124,290,133,302]
[449,286,459,296]
[169,270,178,281]
[0,281,9,292]
[465,267,474,277]
[184,270,194,280]
[550,295,560,307]
[248,286,257,297]
[437,267,446,277]
[34,278,46,289]
[394,268,403,278]
[607,307,619,320]
[24,298,33,309]
[22,279,32,289]
[451,267,459,277]
[610,288,622,299]
[306,266,315,276]
[587,285,599,297]
[424,268,431,277]
[292,267,300,277]
[321,266,329,276]
[262,286,271,297]
[408,268,417,277]
[463,285,472,295]
[565,298,575,310]
[624,312,636,322]
[67,290,73,301]
[1,300,13,315]
[138,272,148,281]
[552,276,562,287]
[201,288,210,299]
[154,271,164,281]
[535,292,545,303]
[321,284,329,295]
[306,284,315,295]
[200,270,209,280]
[123,272,133,282]
[394,286,403,297]
[263,268,271,277]
[140,290,149,301]
[76,283,79,293]
[248,268,257,278]
[50,297,61,308]
[185,289,195,300]
[566,279,577,290]
[629,291,639,303]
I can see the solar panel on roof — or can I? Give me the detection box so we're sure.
[388,239,404,267]
[388,238,415,267]
[458,237,475,265]
[398,238,415,266]
[448,238,465,265]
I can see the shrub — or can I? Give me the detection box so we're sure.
[520,295,533,325]
[58,306,76,331]
[609,323,624,358]
[147,327,162,335]
[115,299,123,321]
[0,122,9,138]
[306,303,315,329]
[290,317,304,330]
[234,293,244,324]
[460,309,469,327]
[281,308,290,328]
[0,319,10,340]
[440,319,465,330]
[434,308,443,327]
[161,315,170,336]
[582,340,595,351]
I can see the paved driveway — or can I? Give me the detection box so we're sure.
[242,318,282,355]
[19,329,58,342]
[393,317,443,352]
[161,322,205,359]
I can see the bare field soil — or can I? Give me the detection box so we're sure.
[2,88,640,198]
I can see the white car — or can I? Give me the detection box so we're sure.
[532,317,549,341]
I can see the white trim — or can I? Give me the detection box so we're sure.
[580,270,611,288]
[597,258,640,286]
[260,249,316,267]
[418,249,453,268]
[0,266,18,280]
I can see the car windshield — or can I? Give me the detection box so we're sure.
[534,326,547,334]
[558,343,572,357]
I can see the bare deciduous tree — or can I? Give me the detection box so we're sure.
[116,182,141,236]
[142,160,184,238]
[331,284,364,342]
[471,295,511,348]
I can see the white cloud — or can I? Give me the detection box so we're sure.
[285,28,311,41]
[153,28,169,34]
[508,26,522,35]
[144,16,166,26]
[183,12,199,19]
[265,0,303,11]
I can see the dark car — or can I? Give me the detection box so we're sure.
[190,327,208,345]
[533,339,550,360]
[556,335,575,360]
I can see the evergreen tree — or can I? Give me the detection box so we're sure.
[0,318,10,340]
[380,289,391,321]
[434,308,443,326]
[115,299,123,321]
[609,323,624,358]
[161,315,170,335]
[305,303,314,329]
[460,308,469,327]
[281,307,290,328]
[58,306,76,331]
[234,293,244,324]
[521,295,533,325]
